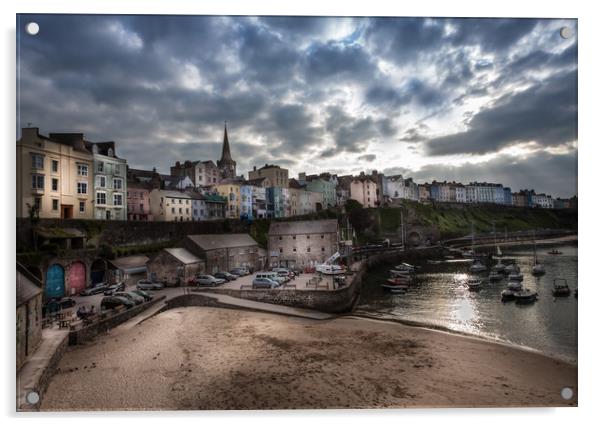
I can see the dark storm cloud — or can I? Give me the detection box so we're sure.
[426,69,577,156]
[17,14,577,193]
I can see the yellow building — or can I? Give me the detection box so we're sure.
[215,182,242,219]
[248,164,289,188]
[16,128,94,219]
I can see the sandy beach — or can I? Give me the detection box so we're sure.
[40,307,577,410]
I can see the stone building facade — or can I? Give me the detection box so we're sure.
[182,233,264,274]
[146,248,204,286]
[267,219,339,268]
[17,264,43,370]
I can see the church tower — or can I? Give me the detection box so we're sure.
[217,122,236,179]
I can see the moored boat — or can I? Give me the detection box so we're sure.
[390,269,412,277]
[387,277,411,285]
[552,279,571,297]
[548,249,562,255]
[469,260,487,273]
[489,271,503,282]
[507,264,524,282]
[381,283,409,292]
[501,289,516,302]
[507,280,523,291]
[531,233,546,276]
[514,289,538,304]
[467,278,482,291]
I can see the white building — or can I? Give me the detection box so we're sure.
[455,185,467,203]
[384,175,405,199]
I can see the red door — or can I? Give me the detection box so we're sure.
[68,262,86,295]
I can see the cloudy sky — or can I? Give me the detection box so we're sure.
[17,15,577,197]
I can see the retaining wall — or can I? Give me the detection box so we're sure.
[68,296,166,345]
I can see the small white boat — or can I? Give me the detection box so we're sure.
[514,289,538,304]
[552,279,571,297]
[489,271,503,282]
[507,264,524,282]
[532,262,546,276]
[503,263,516,274]
[501,289,516,302]
[469,260,487,273]
[390,269,412,277]
[461,249,475,258]
[393,263,419,272]
[467,278,482,291]
[507,280,523,291]
[492,262,506,273]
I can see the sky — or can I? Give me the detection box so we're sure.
[17,15,577,197]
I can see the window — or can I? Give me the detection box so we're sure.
[171,207,175,214]
[279,236,282,240]
[33,197,41,210]
[307,247,311,252]
[98,162,104,172]
[31,154,44,169]
[52,178,58,191]
[179,207,182,213]
[51,160,59,173]
[279,248,283,253]
[293,247,297,252]
[96,192,106,205]
[307,235,310,239]
[52,199,59,211]
[139,204,144,212]
[293,236,296,240]
[179,199,182,204]
[98,176,106,188]
[321,235,324,239]
[79,201,85,213]
[77,182,88,194]
[321,247,325,252]
[31,174,44,189]
[77,164,88,176]
[113,178,122,190]
[114,193,123,206]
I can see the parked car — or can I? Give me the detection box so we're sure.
[100,296,134,310]
[137,280,165,290]
[80,282,110,296]
[104,281,126,296]
[131,289,153,301]
[230,267,250,276]
[252,277,280,289]
[114,291,145,305]
[256,272,287,285]
[42,297,76,316]
[272,268,294,280]
[194,274,225,287]
[214,271,238,282]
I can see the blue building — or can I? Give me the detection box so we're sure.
[503,187,513,205]
[240,185,254,220]
[429,185,440,201]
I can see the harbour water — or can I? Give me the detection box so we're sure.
[356,243,578,362]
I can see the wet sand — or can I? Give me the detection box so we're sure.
[41,307,577,410]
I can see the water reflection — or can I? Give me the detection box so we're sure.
[357,243,578,361]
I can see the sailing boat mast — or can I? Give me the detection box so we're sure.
[400,208,405,250]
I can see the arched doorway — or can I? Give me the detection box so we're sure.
[68,261,86,295]
[91,259,107,285]
[45,264,65,299]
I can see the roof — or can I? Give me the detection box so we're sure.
[156,190,192,199]
[17,269,42,306]
[164,248,202,264]
[186,233,258,250]
[289,178,304,189]
[109,255,150,272]
[268,219,338,236]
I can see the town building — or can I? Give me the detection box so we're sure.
[217,123,237,180]
[454,184,467,203]
[267,219,339,268]
[17,263,43,370]
[149,189,193,221]
[249,164,289,188]
[189,191,227,221]
[303,174,337,208]
[182,233,264,273]
[215,181,243,219]
[503,187,513,205]
[240,184,254,220]
[17,128,94,219]
[87,141,128,220]
[347,173,378,208]
[384,175,405,200]
[266,186,286,218]
[369,170,386,206]
[171,160,220,188]
[127,181,153,221]
[512,191,528,207]
[146,248,204,286]
[418,183,431,202]
[532,193,554,209]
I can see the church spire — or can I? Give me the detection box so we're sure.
[217,121,236,179]
[221,121,232,161]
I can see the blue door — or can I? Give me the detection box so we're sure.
[45,264,65,299]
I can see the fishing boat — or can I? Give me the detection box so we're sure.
[469,259,487,273]
[501,289,516,302]
[531,233,546,276]
[548,249,562,255]
[507,280,523,291]
[514,289,538,304]
[552,279,571,297]
[387,277,411,285]
[461,248,475,258]
[393,263,419,273]
[489,271,504,282]
[503,262,516,275]
[467,278,482,291]
[507,265,524,282]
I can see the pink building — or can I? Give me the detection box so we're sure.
[127,182,153,221]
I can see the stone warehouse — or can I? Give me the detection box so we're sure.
[182,233,265,274]
[146,248,204,286]
[267,219,339,268]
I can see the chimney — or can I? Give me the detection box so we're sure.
[20,127,40,140]
[253,166,257,171]
[176,161,181,167]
